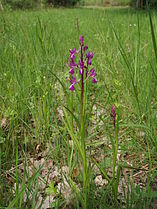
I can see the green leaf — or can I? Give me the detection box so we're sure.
[46,180,57,195]
[114,165,121,199]
[92,158,110,182]
[63,107,83,159]
[0,137,6,144]
[149,12,157,63]
[64,105,80,130]
[68,176,85,208]
[86,138,105,147]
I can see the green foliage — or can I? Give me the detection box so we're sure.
[3,0,41,9]
[130,0,157,9]
[46,0,81,6]
[2,0,81,9]
[46,180,58,195]
[147,0,157,8]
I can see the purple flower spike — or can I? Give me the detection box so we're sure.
[80,36,84,46]
[68,35,97,92]
[69,84,75,91]
[69,68,74,74]
[111,105,116,117]
[110,105,116,127]
[92,77,97,83]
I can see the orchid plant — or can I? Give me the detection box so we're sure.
[62,36,97,209]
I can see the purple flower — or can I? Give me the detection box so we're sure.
[87,51,93,66]
[69,61,75,68]
[79,60,84,75]
[83,45,88,51]
[92,77,97,83]
[88,51,93,59]
[69,84,75,91]
[71,54,75,61]
[90,68,96,77]
[69,48,76,54]
[69,76,76,91]
[69,76,80,91]
[87,59,91,65]
[80,60,84,69]
[69,68,74,74]
[79,68,83,75]
[70,76,76,84]
[88,68,97,83]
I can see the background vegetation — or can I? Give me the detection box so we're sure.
[0,0,157,9]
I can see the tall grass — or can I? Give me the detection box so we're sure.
[0,8,156,208]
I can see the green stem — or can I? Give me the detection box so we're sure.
[0,144,2,206]
[113,115,119,207]
[80,45,88,208]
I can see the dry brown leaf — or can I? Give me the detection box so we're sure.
[94,175,108,187]
[1,117,7,129]
[57,107,64,117]
[69,140,73,148]
[45,160,53,168]
[73,167,79,178]
[36,144,41,153]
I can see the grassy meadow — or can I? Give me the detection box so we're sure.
[0,7,157,208]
